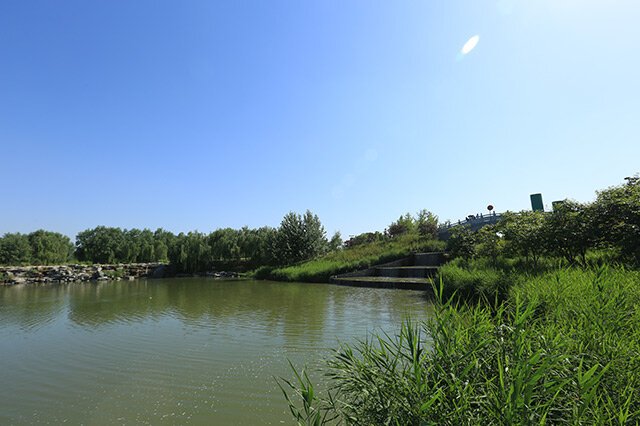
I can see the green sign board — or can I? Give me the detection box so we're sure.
[530,193,544,212]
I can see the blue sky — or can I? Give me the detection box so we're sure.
[2,0,639,239]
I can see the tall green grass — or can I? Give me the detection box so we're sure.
[256,235,445,283]
[280,267,640,424]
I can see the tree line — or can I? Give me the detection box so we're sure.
[0,210,343,273]
[0,230,75,266]
[448,175,640,266]
[343,209,440,248]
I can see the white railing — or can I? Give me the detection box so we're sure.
[440,213,504,231]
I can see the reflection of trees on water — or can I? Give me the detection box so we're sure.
[2,280,433,343]
[0,284,68,332]
[66,280,171,327]
[65,279,332,346]
[166,280,332,347]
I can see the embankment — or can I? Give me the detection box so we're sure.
[0,263,167,285]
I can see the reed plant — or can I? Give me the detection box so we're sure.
[280,267,640,424]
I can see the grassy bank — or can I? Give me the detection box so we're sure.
[436,250,620,302]
[280,264,640,424]
[253,235,445,283]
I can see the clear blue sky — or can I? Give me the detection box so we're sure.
[2,0,639,239]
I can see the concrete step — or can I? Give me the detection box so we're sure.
[330,252,445,287]
[412,252,445,266]
[331,276,433,290]
[374,266,439,278]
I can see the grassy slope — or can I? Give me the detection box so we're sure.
[255,235,445,283]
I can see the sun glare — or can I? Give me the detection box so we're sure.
[461,35,479,54]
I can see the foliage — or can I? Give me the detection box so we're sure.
[0,233,32,265]
[592,174,640,263]
[0,230,73,266]
[73,225,275,272]
[445,175,639,268]
[260,235,445,283]
[446,226,476,259]
[473,225,503,261]
[344,232,386,248]
[438,259,509,302]
[328,231,343,252]
[387,210,439,238]
[75,226,127,264]
[416,209,439,238]
[499,211,546,265]
[542,200,596,266]
[387,213,416,237]
[270,210,329,266]
[168,231,211,273]
[281,268,640,424]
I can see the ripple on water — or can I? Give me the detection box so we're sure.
[0,279,433,424]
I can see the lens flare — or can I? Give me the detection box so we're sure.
[461,35,479,55]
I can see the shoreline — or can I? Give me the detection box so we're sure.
[0,263,240,286]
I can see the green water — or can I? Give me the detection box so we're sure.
[0,278,433,424]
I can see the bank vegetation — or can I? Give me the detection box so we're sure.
[280,175,640,424]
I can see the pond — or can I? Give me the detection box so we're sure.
[0,278,433,424]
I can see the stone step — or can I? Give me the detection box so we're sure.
[330,252,445,287]
[374,266,440,278]
[412,252,446,266]
[331,276,433,290]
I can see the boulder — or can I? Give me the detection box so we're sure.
[91,270,106,280]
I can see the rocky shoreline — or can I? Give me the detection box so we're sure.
[0,263,240,286]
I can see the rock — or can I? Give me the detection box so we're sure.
[91,270,106,280]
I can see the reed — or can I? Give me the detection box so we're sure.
[280,266,640,424]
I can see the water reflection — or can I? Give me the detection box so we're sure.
[0,279,433,424]
[0,284,68,332]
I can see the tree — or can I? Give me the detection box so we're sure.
[28,230,73,265]
[416,209,439,239]
[446,226,476,259]
[271,210,328,266]
[247,226,278,266]
[75,226,126,263]
[329,231,343,251]
[387,213,417,237]
[344,232,386,248]
[474,225,504,261]
[153,228,176,262]
[499,211,546,265]
[167,231,211,273]
[592,175,640,262]
[0,233,32,265]
[543,200,595,266]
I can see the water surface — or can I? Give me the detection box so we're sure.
[0,278,433,424]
